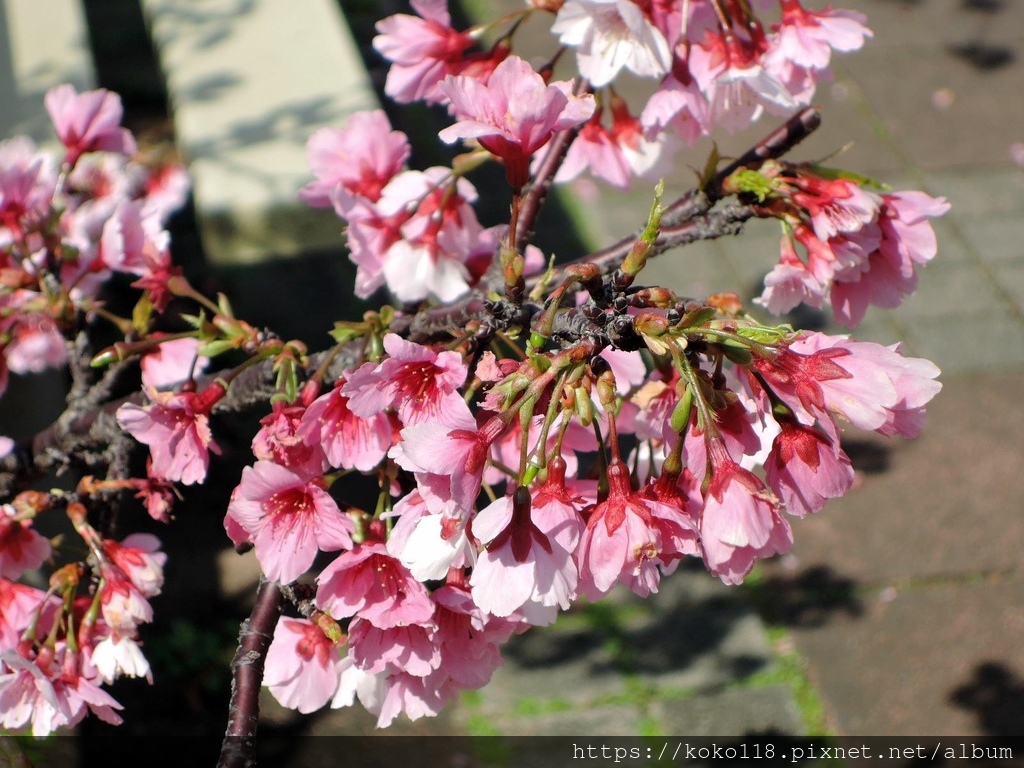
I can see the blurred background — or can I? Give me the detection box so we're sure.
[2,0,1023,763]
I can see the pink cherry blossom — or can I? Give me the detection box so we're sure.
[765,420,854,518]
[386,491,475,582]
[390,404,505,518]
[44,85,136,166]
[700,446,792,584]
[252,401,326,478]
[98,564,154,632]
[438,56,596,189]
[577,460,664,599]
[316,541,435,629]
[0,504,51,580]
[551,0,672,87]
[641,73,709,147]
[470,488,578,617]
[299,380,393,472]
[225,461,354,584]
[116,383,225,485]
[264,617,342,714]
[299,110,409,209]
[790,332,941,438]
[101,533,165,598]
[430,584,509,689]
[344,333,468,427]
[140,337,207,390]
[689,32,796,134]
[768,0,872,72]
[348,617,440,677]
[373,0,477,104]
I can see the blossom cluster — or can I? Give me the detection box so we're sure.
[0,86,188,398]
[0,0,954,743]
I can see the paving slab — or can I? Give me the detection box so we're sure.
[480,704,645,736]
[652,686,806,737]
[783,574,1024,736]
[769,370,1024,584]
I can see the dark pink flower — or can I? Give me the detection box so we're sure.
[0,504,51,580]
[116,383,225,485]
[252,401,326,478]
[316,541,435,629]
[226,461,354,584]
[44,85,136,166]
[344,333,468,427]
[299,381,393,472]
[438,55,595,189]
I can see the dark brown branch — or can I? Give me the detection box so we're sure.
[513,78,592,257]
[538,107,822,287]
[217,578,284,768]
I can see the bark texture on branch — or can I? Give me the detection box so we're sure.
[217,578,284,768]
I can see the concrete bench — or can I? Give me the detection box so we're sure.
[139,0,379,265]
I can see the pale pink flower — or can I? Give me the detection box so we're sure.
[768,0,872,72]
[640,73,709,147]
[0,137,58,232]
[390,404,505,518]
[299,110,409,209]
[386,491,475,582]
[98,564,154,632]
[44,85,136,166]
[116,383,224,485]
[551,0,672,87]
[0,580,53,648]
[765,420,854,517]
[376,670,450,728]
[790,333,941,438]
[690,33,796,134]
[700,447,792,584]
[792,176,880,243]
[430,584,508,689]
[344,333,468,427]
[99,198,169,275]
[299,381,393,472]
[225,461,354,584]
[316,541,435,629]
[438,55,596,188]
[331,655,386,713]
[264,617,342,714]
[90,635,152,684]
[0,504,51,580]
[1,644,124,736]
[373,0,477,104]
[140,337,207,389]
[470,488,578,617]
[577,460,664,599]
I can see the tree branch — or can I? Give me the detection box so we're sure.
[217,578,284,768]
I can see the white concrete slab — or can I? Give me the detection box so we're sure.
[140,0,379,264]
[0,0,96,145]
